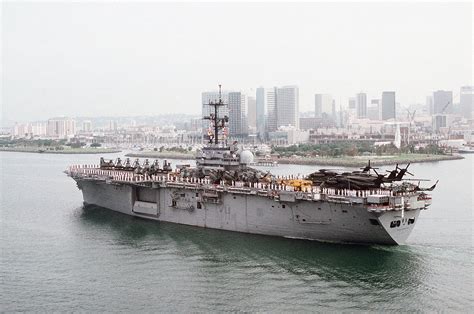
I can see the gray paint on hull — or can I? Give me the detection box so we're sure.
[78,179,419,245]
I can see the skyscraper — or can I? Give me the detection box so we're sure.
[228,92,248,137]
[426,95,434,115]
[256,87,266,138]
[348,97,356,110]
[433,90,453,114]
[276,86,299,129]
[368,99,380,120]
[381,91,396,120]
[459,86,473,119]
[265,87,277,132]
[356,93,367,119]
[82,120,92,132]
[314,94,333,118]
[247,96,257,129]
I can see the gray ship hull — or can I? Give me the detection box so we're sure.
[76,179,420,245]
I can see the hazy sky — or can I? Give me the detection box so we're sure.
[1,1,472,123]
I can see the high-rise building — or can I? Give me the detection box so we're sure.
[381,91,396,120]
[256,87,266,138]
[247,96,256,129]
[348,97,356,110]
[82,120,92,132]
[432,114,447,132]
[228,92,248,137]
[276,86,299,129]
[314,94,333,118]
[109,120,118,131]
[368,99,380,120]
[459,86,474,119]
[31,121,47,136]
[433,90,453,114]
[265,87,278,132]
[426,96,434,115]
[47,117,76,138]
[356,93,367,119]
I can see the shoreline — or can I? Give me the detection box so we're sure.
[125,151,464,166]
[275,154,464,167]
[126,151,194,159]
[0,147,122,154]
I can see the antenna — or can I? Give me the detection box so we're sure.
[203,84,228,146]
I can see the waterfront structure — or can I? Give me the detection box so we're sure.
[47,117,76,138]
[381,92,396,120]
[433,90,453,114]
[459,86,473,119]
[356,93,367,119]
[66,86,436,245]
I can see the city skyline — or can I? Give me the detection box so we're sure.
[2,2,472,124]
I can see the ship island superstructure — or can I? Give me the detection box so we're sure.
[66,86,436,245]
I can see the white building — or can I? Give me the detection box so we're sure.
[82,120,92,132]
[47,117,76,138]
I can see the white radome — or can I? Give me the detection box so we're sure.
[239,150,254,165]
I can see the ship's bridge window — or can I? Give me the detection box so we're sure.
[408,218,415,225]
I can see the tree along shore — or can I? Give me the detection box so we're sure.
[0,147,121,154]
[125,151,463,166]
[275,154,463,167]
[126,151,194,159]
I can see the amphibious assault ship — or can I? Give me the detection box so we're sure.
[66,86,437,245]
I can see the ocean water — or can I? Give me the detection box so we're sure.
[1,152,472,311]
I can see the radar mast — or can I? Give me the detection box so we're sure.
[203,84,229,147]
